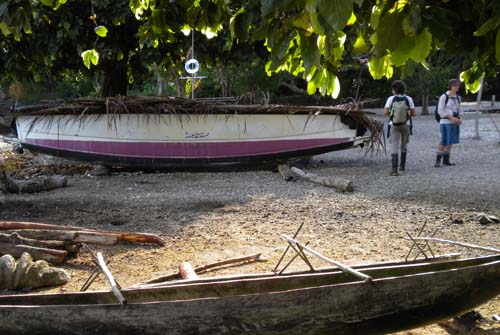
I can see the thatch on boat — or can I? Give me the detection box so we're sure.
[3,96,385,152]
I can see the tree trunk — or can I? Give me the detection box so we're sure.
[0,242,67,264]
[421,88,429,115]
[100,60,129,97]
[170,68,186,98]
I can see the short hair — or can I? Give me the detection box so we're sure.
[391,80,406,94]
[448,78,461,89]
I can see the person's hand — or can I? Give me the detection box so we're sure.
[450,116,462,125]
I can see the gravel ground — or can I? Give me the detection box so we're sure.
[0,111,499,334]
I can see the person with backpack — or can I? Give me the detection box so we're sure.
[435,78,463,167]
[384,80,416,176]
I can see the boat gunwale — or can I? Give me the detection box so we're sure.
[1,254,499,307]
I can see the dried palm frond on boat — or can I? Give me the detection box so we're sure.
[7,96,383,167]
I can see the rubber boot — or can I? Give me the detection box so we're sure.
[390,154,399,176]
[400,152,407,171]
[443,151,455,166]
[435,151,443,167]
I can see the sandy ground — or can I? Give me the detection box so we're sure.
[0,111,499,334]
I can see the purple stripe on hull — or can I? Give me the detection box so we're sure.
[24,138,352,159]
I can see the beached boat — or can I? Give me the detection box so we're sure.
[4,96,382,167]
[1,253,499,335]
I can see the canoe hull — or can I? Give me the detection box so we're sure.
[1,257,500,335]
[15,113,367,166]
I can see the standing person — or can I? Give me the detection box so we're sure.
[384,80,417,176]
[435,79,463,167]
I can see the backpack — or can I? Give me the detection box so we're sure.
[389,96,411,126]
[435,93,461,122]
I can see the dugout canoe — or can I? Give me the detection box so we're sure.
[0,254,499,335]
[6,96,382,167]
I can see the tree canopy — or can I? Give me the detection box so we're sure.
[1,0,499,97]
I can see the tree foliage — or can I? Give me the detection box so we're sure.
[1,0,499,97]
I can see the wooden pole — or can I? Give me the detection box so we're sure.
[0,221,166,246]
[473,76,484,140]
[281,235,372,283]
[405,237,500,254]
[96,252,126,305]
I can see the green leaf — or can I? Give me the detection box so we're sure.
[460,68,482,94]
[299,31,320,73]
[39,0,53,6]
[370,4,382,30]
[352,34,367,55]
[401,6,421,37]
[376,10,404,52]
[496,29,500,63]
[81,49,99,69]
[408,28,431,63]
[390,36,414,67]
[94,25,108,38]
[368,55,393,79]
[473,18,500,37]
[317,0,353,32]
[309,12,325,35]
[331,75,340,99]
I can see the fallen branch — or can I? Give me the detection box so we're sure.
[0,232,79,253]
[291,167,353,192]
[3,229,118,246]
[0,242,67,264]
[1,172,67,194]
[140,253,266,285]
[0,221,166,246]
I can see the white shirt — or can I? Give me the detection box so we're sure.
[438,91,463,124]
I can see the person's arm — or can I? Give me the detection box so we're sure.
[383,96,393,116]
[407,96,417,117]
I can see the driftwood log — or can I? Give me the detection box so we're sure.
[0,242,67,264]
[0,232,79,253]
[291,167,353,192]
[2,229,119,246]
[0,171,67,194]
[277,164,296,182]
[0,221,166,246]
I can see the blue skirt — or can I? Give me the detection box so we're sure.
[440,123,460,145]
